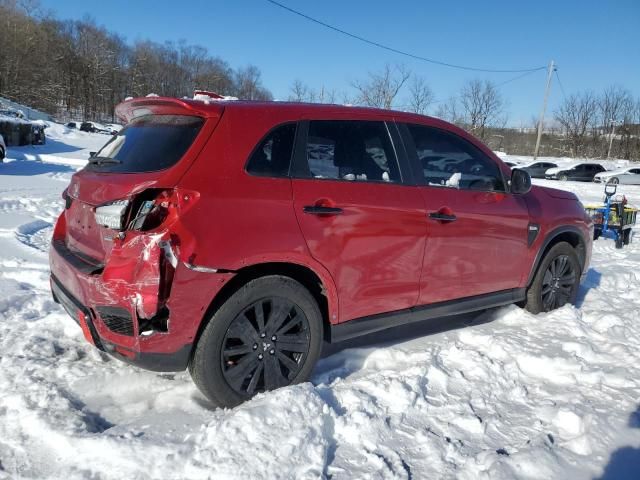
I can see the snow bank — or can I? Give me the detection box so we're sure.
[1,138,640,478]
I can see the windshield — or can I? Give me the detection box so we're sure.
[86,114,204,173]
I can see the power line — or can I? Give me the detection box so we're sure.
[554,69,567,100]
[266,0,547,74]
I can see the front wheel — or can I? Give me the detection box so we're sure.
[189,275,323,408]
[559,174,568,181]
[524,242,581,314]
[608,177,620,185]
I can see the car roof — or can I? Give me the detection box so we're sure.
[116,96,455,128]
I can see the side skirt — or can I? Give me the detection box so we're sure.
[329,288,526,343]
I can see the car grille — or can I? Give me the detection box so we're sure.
[96,306,134,336]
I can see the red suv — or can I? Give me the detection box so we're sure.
[49,97,593,407]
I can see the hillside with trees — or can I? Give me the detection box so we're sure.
[0,1,272,122]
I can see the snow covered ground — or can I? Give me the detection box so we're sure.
[1,127,640,479]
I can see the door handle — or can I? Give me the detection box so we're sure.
[429,212,457,222]
[303,205,343,215]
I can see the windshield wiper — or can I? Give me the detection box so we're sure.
[88,156,122,166]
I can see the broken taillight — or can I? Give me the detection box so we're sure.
[94,189,198,232]
[95,199,130,230]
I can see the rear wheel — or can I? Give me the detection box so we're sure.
[189,275,323,408]
[524,242,581,314]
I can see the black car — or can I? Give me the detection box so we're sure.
[546,163,606,181]
[80,122,95,132]
[521,161,558,179]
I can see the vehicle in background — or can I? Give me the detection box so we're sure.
[0,133,5,162]
[520,161,558,179]
[594,166,640,185]
[104,123,123,135]
[50,97,593,408]
[66,122,78,129]
[504,161,517,168]
[546,163,606,181]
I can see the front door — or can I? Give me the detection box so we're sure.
[402,123,530,304]
[291,120,426,322]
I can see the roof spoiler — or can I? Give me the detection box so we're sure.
[115,96,223,123]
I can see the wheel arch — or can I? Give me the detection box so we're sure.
[191,261,337,357]
[526,226,587,286]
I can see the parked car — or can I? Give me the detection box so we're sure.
[0,133,5,162]
[545,163,606,181]
[50,97,593,407]
[520,161,558,179]
[66,122,78,129]
[594,166,640,185]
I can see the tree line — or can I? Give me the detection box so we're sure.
[0,0,272,122]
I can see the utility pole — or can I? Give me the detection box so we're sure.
[607,120,618,160]
[533,60,555,161]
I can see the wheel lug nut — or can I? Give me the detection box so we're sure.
[252,344,258,350]
[258,353,263,360]
[269,349,275,355]
[271,335,277,341]
[260,333,266,338]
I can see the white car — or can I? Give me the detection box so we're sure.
[594,167,640,185]
[0,133,5,162]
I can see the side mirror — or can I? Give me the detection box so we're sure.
[511,168,531,195]
[89,151,96,158]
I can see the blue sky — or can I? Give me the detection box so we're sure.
[41,0,639,126]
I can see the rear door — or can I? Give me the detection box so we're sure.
[401,123,530,303]
[291,120,426,322]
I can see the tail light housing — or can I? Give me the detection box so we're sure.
[94,188,199,232]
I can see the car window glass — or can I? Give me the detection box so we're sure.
[246,123,296,177]
[630,169,640,174]
[304,121,399,183]
[87,115,203,173]
[406,124,505,191]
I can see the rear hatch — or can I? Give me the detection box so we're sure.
[62,98,222,263]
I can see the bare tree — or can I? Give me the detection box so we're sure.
[458,79,506,140]
[407,75,435,115]
[435,97,463,126]
[234,65,272,100]
[351,64,410,109]
[288,79,312,102]
[554,91,598,157]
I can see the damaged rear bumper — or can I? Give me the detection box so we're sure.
[49,230,235,372]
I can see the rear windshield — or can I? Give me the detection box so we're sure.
[86,115,204,173]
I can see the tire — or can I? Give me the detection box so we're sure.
[189,275,323,408]
[524,242,581,315]
[559,174,568,181]
[623,229,632,245]
[0,147,4,162]
[609,177,620,185]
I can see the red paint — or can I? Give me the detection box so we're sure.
[49,96,593,368]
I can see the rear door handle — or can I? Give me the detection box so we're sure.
[303,206,343,215]
[429,212,457,222]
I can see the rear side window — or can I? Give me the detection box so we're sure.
[246,123,296,177]
[302,120,400,183]
[87,115,204,173]
[406,124,505,191]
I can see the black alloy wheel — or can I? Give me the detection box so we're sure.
[540,254,576,311]
[221,298,310,396]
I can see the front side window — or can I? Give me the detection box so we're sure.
[246,123,296,177]
[406,124,505,191]
[87,115,204,173]
[303,120,400,183]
